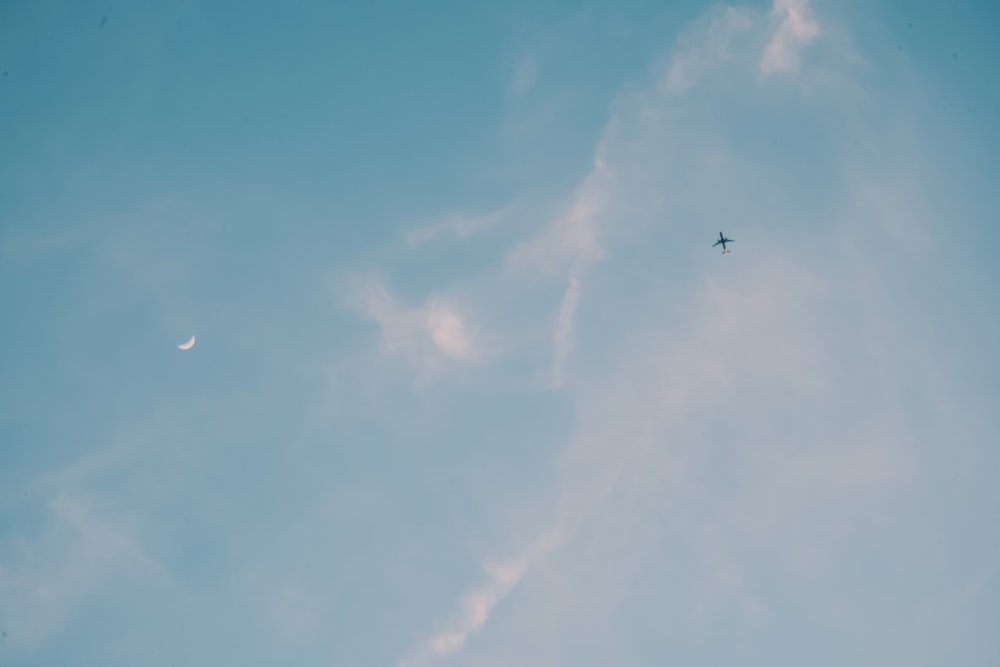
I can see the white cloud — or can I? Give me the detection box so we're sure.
[504,0,818,391]
[399,532,560,666]
[425,297,478,363]
[760,0,819,75]
[431,559,526,656]
[355,279,483,375]
[662,0,819,94]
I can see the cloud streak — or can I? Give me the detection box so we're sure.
[405,205,513,248]
[399,532,560,667]
[506,156,613,386]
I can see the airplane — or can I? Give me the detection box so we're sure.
[712,231,734,254]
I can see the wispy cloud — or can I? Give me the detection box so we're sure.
[425,558,526,659]
[439,250,931,662]
[271,586,322,645]
[399,532,560,667]
[760,0,819,75]
[354,279,483,377]
[505,0,817,390]
[387,0,974,662]
[509,53,539,97]
[0,492,166,648]
[405,205,513,248]
[663,6,754,94]
[550,273,581,387]
[507,157,611,278]
[663,0,818,94]
[5,1,993,665]
[507,156,612,385]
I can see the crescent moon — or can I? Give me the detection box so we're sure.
[177,336,196,351]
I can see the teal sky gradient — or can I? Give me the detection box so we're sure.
[2,1,998,665]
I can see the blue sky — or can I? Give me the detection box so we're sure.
[1,0,998,665]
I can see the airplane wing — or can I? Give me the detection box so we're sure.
[712,240,722,247]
